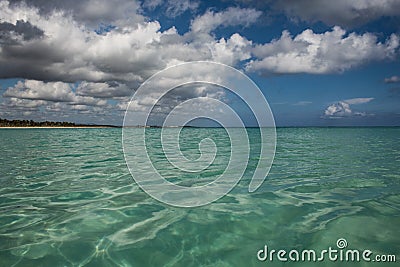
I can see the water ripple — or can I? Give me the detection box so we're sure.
[0,128,399,266]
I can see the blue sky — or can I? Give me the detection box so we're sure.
[0,0,399,126]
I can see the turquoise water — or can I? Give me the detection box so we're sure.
[0,128,399,266]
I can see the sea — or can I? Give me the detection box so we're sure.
[0,127,399,266]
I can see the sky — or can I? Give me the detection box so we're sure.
[0,0,400,126]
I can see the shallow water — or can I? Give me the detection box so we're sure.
[0,127,399,266]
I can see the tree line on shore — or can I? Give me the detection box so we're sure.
[0,118,118,127]
[0,118,79,127]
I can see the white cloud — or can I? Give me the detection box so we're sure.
[247,27,399,74]
[190,7,262,33]
[142,0,163,10]
[4,80,76,102]
[384,75,400,83]
[324,101,354,117]
[4,80,107,106]
[1,0,397,85]
[210,33,253,66]
[142,0,199,18]
[0,1,174,82]
[0,1,262,87]
[3,97,47,109]
[293,101,312,106]
[77,0,143,27]
[9,0,144,28]
[71,104,90,111]
[45,102,64,112]
[76,81,133,98]
[275,0,400,28]
[324,97,374,118]
[343,97,374,105]
[126,83,227,113]
[165,0,199,17]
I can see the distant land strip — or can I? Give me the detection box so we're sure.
[0,118,120,128]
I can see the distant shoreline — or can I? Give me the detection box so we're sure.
[1,126,399,129]
[0,118,120,128]
[0,126,118,129]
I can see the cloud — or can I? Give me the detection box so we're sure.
[0,1,261,123]
[274,0,400,28]
[247,27,399,74]
[343,97,374,105]
[125,82,227,111]
[71,104,90,111]
[141,0,163,10]
[123,82,232,126]
[384,75,400,83]
[0,20,44,44]
[0,1,260,85]
[1,0,398,85]
[3,80,107,106]
[210,33,253,66]
[190,7,262,33]
[0,93,119,124]
[76,81,133,98]
[324,101,352,117]
[0,1,166,82]
[0,0,398,125]
[4,80,76,102]
[324,97,374,118]
[165,0,199,17]
[142,0,199,18]
[8,0,144,28]
[293,101,312,106]
[3,97,46,109]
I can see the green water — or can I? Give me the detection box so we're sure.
[0,128,399,266]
